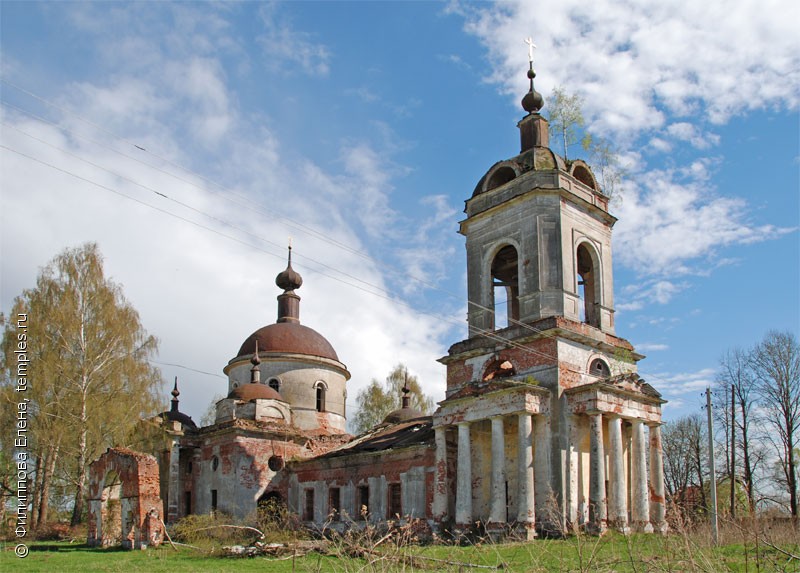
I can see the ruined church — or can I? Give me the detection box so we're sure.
[87,59,666,549]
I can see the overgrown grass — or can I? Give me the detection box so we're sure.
[2,518,797,572]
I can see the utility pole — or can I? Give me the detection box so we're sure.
[730,384,736,520]
[706,387,719,545]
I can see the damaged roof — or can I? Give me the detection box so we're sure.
[316,416,434,459]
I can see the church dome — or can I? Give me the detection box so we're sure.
[228,382,284,402]
[237,322,339,362]
[382,405,424,425]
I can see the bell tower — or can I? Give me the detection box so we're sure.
[433,45,665,537]
[464,59,615,339]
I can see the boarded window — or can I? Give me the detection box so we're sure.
[388,483,402,518]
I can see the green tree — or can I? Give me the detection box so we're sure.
[350,364,434,435]
[1,243,162,526]
[548,85,585,162]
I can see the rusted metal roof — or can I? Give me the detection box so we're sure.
[237,322,339,361]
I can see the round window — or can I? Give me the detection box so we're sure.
[268,455,285,471]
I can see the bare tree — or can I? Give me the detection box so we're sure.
[751,331,800,518]
[662,414,708,515]
[715,348,762,513]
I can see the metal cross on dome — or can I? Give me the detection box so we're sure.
[524,37,537,63]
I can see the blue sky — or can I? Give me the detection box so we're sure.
[1,1,798,424]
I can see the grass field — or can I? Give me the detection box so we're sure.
[2,526,798,573]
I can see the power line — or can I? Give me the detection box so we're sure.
[1,83,663,387]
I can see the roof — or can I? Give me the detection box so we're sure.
[318,416,433,459]
[228,382,285,402]
[160,410,198,430]
[237,322,339,362]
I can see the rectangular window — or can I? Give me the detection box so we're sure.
[184,491,192,516]
[328,487,341,521]
[357,485,369,520]
[388,483,402,518]
[304,489,315,521]
[211,489,217,514]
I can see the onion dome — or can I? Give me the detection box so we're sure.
[276,245,303,292]
[382,376,423,424]
[161,377,197,430]
[234,245,340,362]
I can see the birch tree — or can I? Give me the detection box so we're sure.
[351,364,434,435]
[1,243,161,526]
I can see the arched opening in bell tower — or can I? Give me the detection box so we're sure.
[576,243,601,327]
[491,245,520,330]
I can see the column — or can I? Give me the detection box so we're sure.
[432,426,448,521]
[566,415,581,528]
[588,412,607,533]
[455,422,472,526]
[517,414,535,530]
[607,416,629,533]
[631,419,652,532]
[649,424,668,533]
[489,416,506,524]
[167,439,180,523]
[533,414,553,527]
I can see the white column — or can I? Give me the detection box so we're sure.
[517,414,535,525]
[489,416,506,523]
[649,424,668,533]
[533,414,553,525]
[167,439,180,523]
[607,416,629,533]
[588,412,607,533]
[631,419,652,532]
[433,426,448,521]
[455,422,472,526]
[566,415,581,528]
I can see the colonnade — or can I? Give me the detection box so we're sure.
[433,413,552,537]
[433,411,666,535]
[583,413,666,533]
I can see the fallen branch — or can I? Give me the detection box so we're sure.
[159,518,178,551]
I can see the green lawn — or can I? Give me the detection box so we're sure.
[2,531,797,572]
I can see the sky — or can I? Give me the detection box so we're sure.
[1,1,798,427]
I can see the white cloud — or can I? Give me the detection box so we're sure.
[257,2,331,76]
[636,343,669,352]
[0,4,456,423]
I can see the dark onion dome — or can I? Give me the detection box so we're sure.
[237,322,339,361]
[228,382,284,402]
[276,245,303,291]
[521,67,544,113]
[382,404,424,425]
[161,377,197,430]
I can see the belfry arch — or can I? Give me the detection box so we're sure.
[490,244,520,330]
[576,242,602,327]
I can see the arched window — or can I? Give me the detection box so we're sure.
[589,358,610,378]
[268,377,281,392]
[491,245,520,330]
[486,165,516,191]
[576,243,600,327]
[314,381,327,412]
